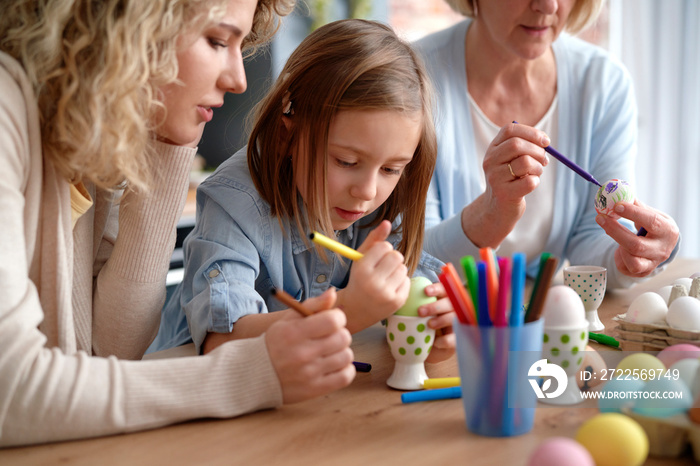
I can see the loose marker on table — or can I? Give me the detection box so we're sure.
[401,386,462,404]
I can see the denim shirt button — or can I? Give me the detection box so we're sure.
[315,274,327,283]
[208,269,220,278]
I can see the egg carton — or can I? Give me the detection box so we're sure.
[621,407,700,461]
[615,336,671,352]
[615,329,700,350]
[614,314,700,341]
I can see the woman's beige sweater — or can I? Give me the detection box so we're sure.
[0,51,282,447]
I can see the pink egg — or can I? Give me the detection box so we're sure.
[528,437,595,466]
[657,344,700,368]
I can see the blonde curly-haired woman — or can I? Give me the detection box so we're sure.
[0,0,355,447]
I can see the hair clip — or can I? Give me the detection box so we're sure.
[282,91,294,116]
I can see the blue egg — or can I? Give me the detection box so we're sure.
[598,378,646,413]
[632,378,693,418]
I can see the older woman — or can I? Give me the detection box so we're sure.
[415,0,679,288]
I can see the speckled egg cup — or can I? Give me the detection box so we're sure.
[541,326,589,405]
[386,315,435,390]
[564,266,607,331]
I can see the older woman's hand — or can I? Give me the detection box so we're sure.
[461,123,550,248]
[595,199,680,277]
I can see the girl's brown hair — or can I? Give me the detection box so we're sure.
[0,0,295,191]
[248,19,437,275]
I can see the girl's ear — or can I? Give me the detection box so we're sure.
[281,115,293,131]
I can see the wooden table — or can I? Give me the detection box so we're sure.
[3,259,699,465]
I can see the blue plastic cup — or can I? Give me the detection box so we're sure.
[455,319,544,437]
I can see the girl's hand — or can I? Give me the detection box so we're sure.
[338,220,410,333]
[265,288,356,404]
[417,281,456,363]
[462,123,550,248]
[596,200,680,277]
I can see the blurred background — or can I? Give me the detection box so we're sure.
[196,0,699,258]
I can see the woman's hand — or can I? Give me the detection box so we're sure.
[417,281,456,363]
[596,199,680,277]
[462,123,550,248]
[337,220,410,333]
[265,288,356,404]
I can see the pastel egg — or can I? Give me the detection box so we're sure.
[527,437,594,466]
[656,285,673,304]
[632,378,693,418]
[594,179,634,217]
[692,364,700,399]
[394,277,436,316]
[667,296,700,331]
[542,285,588,328]
[597,378,645,413]
[577,345,607,390]
[625,292,667,324]
[616,353,665,379]
[576,413,648,466]
[657,343,700,368]
[669,358,700,390]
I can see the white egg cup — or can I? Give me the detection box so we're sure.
[564,266,607,332]
[541,326,589,405]
[385,315,435,390]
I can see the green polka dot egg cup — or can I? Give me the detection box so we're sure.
[386,315,435,390]
[540,285,590,405]
[563,265,607,332]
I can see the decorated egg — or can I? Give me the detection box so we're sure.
[527,437,594,466]
[657,343,700,368]
[667,296,700,331]
[616,353,665,380]
[394,277,436,317]
[542,286,588,328]
[576,413,648,466]
[597,377,645,413]
[632,378,693,418]
[594,179,634,217]
[625,292,668,324]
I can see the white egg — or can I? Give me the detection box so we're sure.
[656,285,673,305]
[542,285,588,328]
[626,292,668,324]
[673,277,693,292]
[667,296,700,331]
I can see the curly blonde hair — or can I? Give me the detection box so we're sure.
[445,0,604,35]
[0,0,295,191]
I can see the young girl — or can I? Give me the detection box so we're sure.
[0,0,356,447]
[154,19,456,361]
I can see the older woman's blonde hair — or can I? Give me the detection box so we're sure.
[445,0,604,35]
[248,19,437,276]
[0,0,294,191]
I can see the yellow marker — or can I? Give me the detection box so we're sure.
[309,231,364,261]
[422,377,461,389]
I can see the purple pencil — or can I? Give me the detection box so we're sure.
[512,121,602,187]
[544,145,602,187]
